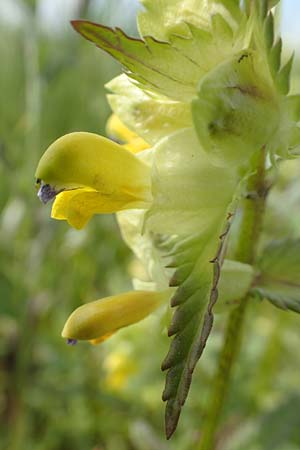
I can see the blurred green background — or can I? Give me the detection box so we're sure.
[1,1,300,449]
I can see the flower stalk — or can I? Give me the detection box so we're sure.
[198,149,267,450]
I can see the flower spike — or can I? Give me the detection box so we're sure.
[35,0,300,441]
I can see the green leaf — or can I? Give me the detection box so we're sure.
[71,20,203,101]
[215,259,254,312]
[72,17,250,103]
[162,220,232,439]
[252,239,300,313]
[144,129,244,438]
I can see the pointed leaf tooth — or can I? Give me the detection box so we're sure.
[211,13,233,42]
[165,399,181,440]
[162,365,184,401]
[161,350,181,373]
[276,53,294,95]
[168,232,205,255]
[168,277,179,288]
[161,354,176,372]
[264,12,274,49]
[168,263,193,287]
[167,243,202,262]
[161,321,198,370]
[168,296,199,337]
[165,259,179,269]
[269,37,282,76]
[186,23,213,45]
[170,284,198,307]
[166,243,204,264]
[158,237,177,252]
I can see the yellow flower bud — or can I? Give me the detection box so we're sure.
[61,290,169,343]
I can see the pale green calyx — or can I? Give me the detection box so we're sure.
[192,50,280,167]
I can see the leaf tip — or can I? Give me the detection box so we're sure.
[161,357,171,372]
[70,19,84,32]
[70,19,102,39]
[165,400,181,440]
[166,426,175,440]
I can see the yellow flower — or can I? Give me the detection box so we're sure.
[103,348,137,391]
[61,290,169,344]
[35,131,152,229]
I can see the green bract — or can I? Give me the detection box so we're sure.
[35,0,300,440]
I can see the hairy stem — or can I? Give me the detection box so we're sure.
[198,149,267,450]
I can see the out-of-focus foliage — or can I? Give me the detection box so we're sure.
[1,1,300,450]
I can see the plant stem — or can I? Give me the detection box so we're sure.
[198,149,267,450]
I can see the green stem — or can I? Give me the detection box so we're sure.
[198,149,267,450]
